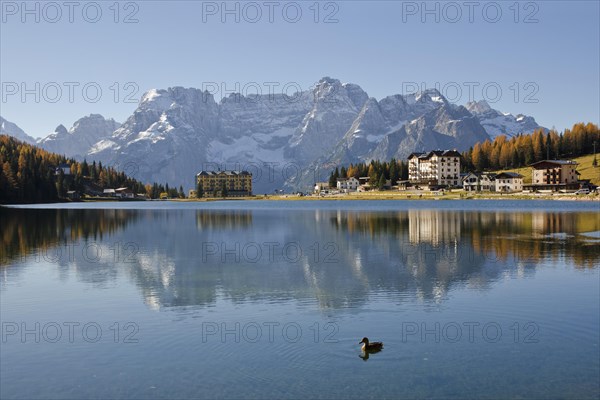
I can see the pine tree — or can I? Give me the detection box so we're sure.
[390,160,399,184]
[378,174,386,190]
[329,168,339,188]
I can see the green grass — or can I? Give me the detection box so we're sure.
[495,154,600,185]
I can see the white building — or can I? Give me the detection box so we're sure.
[314,182,330,193]
[495,172,523,192]
[337,177,360,192]
[462,172,496,192]
[408,150,461,187]
[115,187,134,198]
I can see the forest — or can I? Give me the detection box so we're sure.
[461,122,599,171]
[0,135,182,204]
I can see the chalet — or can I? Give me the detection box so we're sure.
[495,172,524,193]
[336,177,360,192]
[103,188,116,197]
[462,172,496,192]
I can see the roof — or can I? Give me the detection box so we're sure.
[408,152,426,159]
[197,170,251,176]
[408,150,461,160]
[103,189,116,193]
[495,172,523,179]
[462,172,497,180]
[530,160,577,168]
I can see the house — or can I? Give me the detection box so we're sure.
[462,172,496,192]
[66,190,80,200]
[196,170,252,197]
[336,177,359,192]
[314,182,330,193]
[55,163,71,176]
[357,177,371,192]
[408,150,461,187]
[103,189,116,197]
[115,187,134,198]
[396,180,411,191]
[495,172,524,193]
[527,160,580,191]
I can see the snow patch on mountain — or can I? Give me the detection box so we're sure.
[466,100,545,138]
[38,114,120,158]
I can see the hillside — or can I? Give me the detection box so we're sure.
[0,135,150,204]
[495,154,599,185]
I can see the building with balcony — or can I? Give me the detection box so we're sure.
[408,150,462,187]
[527,160,580,191]
[196,170,252,197]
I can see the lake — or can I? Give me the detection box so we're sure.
[1,200,599,399]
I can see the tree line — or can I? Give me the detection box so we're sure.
[0,135,180,203]
[328,159,409,190]
[462,122,599,172]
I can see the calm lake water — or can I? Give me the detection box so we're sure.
[1,200,599,399]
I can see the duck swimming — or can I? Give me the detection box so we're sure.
[359,337,383,352]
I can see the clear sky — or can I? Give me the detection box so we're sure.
[1,0,599,138]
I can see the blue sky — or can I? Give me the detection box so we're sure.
[1,0,598,138]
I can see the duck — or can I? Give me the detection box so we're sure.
[359,337,383,352]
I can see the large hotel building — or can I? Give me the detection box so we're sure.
[408,150,462,187]
[196,170,252,197]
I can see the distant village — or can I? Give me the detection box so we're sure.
[56,150,596,201]
[315,150,596,196]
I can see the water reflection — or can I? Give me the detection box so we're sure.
[1,207,598,311]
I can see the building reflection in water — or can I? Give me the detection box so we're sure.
[1,207,598,311]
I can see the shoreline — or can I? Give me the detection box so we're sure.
[3,192,598,207]
[173,192,600,202]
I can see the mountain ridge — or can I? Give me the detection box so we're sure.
[2,77,547,191]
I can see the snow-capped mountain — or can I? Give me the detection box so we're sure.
[466,100,546,139]
[38,114,120,159]
[0,117,36,144]
[28,77,546,191]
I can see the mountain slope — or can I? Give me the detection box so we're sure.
[0,117,36,144]
[38,114,120,159]
[466,100,546,139]
[29,77,547,191]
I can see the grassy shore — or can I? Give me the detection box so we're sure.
[174,190,599,202]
